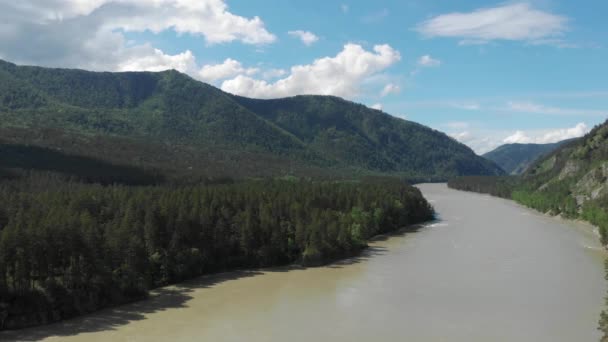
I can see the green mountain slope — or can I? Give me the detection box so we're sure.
[520,122,608,227]
[0,59,503,179]
[233,95,504,177]
[483,140,574,175]
[450,120,608,239]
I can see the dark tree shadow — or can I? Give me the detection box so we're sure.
[0,143,163,185]
[0,270,262,341]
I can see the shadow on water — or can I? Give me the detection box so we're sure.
[0,220,439,341]
[327,220,438,269]
[324,246,389,269]
[0,270,263,341]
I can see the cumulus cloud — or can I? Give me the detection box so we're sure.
[0,0,275,72]
[444,121,590,154]
[220,43,401,99]
[380,83,401,97]
[444,123,491,153]
[117,48,198,73]
[197,58,259,83]
[370,103,383,110]
[447,129,500,154]
[288,30,319,46]
[503,123,590,144]
[418,55,441,67]
[503,131,533,144]
[109,1,276,45]
[416,3,568,45]
[262,68,287,79]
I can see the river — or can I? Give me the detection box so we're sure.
[2,184,606,341]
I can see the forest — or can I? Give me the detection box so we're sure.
[0,170,433,330]
[0,58,503,180]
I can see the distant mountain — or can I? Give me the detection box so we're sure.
[523,123,608,210]
[483,140,575,175]
[0,59,504,180]
[450,120,608,240]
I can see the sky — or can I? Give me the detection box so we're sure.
[1,0,606,154]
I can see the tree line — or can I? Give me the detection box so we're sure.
[0,172,433,330]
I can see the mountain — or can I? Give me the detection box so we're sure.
[449,120,608,240]
[0,59,504,180]
[483,140,575,175]
[521,122,608,224]
[449,120,608,338]
[232,95,503,178]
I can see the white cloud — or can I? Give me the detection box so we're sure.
[448,131,500,154]
[443,123,497,154]
[262,68,287,79]
[107,1,276,45]
[503,131,533,144]
[380,83,401,97]
[450,131,472,142]
[371,103,383,110]
[288,30,319,46]
[416,3,568,45]
[418,55,441,67]
[221,43,401,99]
[197,58,259,83]
[0,0,275,74]
[116,47,197,73]
[506,101,608,116]
[17,0,275,45]
[503,123,590,144]
[539,123,590,143]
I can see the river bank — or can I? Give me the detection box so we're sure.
[0,179,434,331]
[2,184,604,342]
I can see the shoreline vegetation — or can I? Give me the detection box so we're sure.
[1,220,431,341]
[447,176,608,339]
[0,172,434,331]
[447,176,608,244]
[449,112,608,341]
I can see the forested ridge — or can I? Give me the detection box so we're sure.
[233,95,503,177]
[0,59,503,180]
[482,140,574,175]
[0,58,515,331]
[0,171,433,330]
[449,120,608,242]
[447,119,608,338]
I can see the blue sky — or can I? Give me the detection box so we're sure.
[1,0,606,153]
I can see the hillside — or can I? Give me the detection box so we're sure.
[520,122,608,231]
[449,119,608,337]
[0,59,503,180]
[450,120,608,240]
[483,140,574,175]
